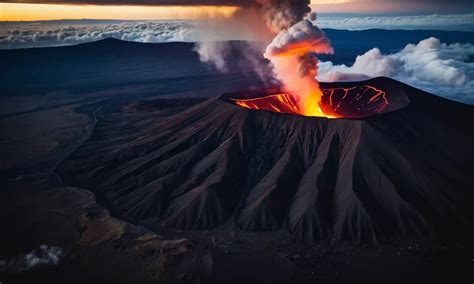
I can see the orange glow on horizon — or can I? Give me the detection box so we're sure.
[0,3,240,21]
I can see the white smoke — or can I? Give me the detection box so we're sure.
[264,19,333,87]
[0,245,64,271]
[265,19,333,57]
[318,37,474,103]
[193,41,231,71]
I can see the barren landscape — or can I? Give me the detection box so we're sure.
[1,36,473,283]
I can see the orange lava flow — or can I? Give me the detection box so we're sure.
[265,38,334,118]
[230,92,340,118]
[231,93,301,115]
[230,85,389,119]
[266,55,328,117]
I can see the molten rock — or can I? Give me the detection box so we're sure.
[225,77,409,118]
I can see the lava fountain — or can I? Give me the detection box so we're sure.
[264,19,334,117]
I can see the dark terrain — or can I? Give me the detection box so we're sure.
[1,36,473,283]
[58,76,474,243]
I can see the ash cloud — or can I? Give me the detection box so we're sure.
[318,37,474,103]
[0,245,64,271]
[257,0,311,33]
[192,0,316,72]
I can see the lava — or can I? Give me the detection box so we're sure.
[231,93,301,115]
[264,20,334,118]
[227,84,389,119]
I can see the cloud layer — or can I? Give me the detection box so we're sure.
[318,37,474,103]
[0,245,64,271]
[0,20,205,49]
[2,14,473,49]
[316,13,474,32]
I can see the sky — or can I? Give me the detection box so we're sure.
[1,0,473,21]
[0,0,472,103]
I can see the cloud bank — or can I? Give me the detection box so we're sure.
[2,13,473,49]
[318,37,474,103]
[2,14,473,49]
[0,245,64,271]
[316,13,474,32]
[0,20,206,49]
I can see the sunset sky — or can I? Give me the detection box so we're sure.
[0,0,473,21]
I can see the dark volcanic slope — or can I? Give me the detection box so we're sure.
[58,77,474,242]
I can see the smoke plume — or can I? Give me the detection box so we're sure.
[264,19,333,58]
[263,19,333,115]
[256,0,312,32]
[194,0,314,72]
[194,0,334,116]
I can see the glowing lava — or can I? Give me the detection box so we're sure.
[228,84,389,119]
[264,20,334,118]
[231,93,300,115]
[266,55,328,117]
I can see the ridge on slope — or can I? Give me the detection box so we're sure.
[58,77,474,243]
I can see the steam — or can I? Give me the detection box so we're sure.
[260,2,333,116]
[194,41,231,71]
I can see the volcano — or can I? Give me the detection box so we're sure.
[58,77,474,243]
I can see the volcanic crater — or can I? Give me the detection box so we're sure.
[57,77,474,243]
[224,77,410,119]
